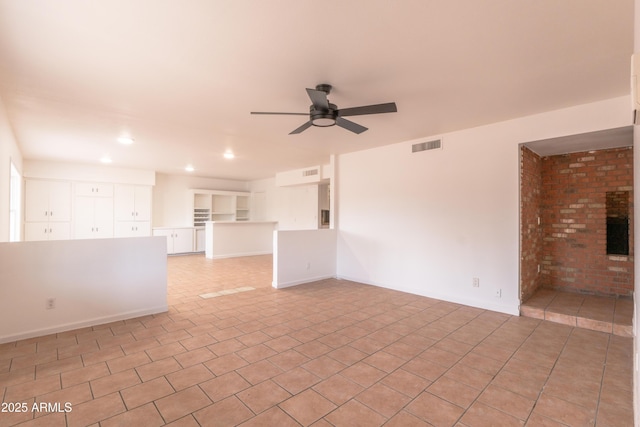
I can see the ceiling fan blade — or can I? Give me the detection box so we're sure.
[251,112,308,115]
[306,88,329,110]
[289,121,313,134]
[338,102,397,117]
[336,117,368,134]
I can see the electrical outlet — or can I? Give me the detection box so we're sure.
[472,277,480,287]
[306,262,311,270]
[494,289,502,298]
[46,298,56,309]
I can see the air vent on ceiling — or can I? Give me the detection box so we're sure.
[412,139,442,153]
[302,168,319,177]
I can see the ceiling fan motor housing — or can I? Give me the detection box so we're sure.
[310,102,337,127]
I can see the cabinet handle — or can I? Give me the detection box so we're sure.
[49,228,52,233]
[44,228,47,233]
[135,212,138,217]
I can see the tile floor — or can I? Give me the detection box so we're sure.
[520,288,633,337]
[0,254,633,426]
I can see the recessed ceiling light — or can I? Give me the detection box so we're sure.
[185,164,195,172]
[117,136,134,145]
[100,156,112,164]
[223,151,235,159]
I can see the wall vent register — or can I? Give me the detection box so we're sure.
[412,139,442,153]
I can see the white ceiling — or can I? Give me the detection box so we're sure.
[0,0,634,181]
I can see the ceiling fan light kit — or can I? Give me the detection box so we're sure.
[251,84,397,135]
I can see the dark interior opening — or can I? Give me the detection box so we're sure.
[606,191,630,255]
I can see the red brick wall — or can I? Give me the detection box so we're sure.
[539,147,634,297]
[520,146,544,301]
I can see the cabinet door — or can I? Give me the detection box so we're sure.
[25,180,51,222]
[134,186,152,221]
[24,222,49,241]
[74,197,96,239]
[75,182,113,197]
[93,197,114,238]
[74,197,113,239]
[172,228,194,254]
[26,222,70,241]
[49,223,70,240]
[115,221,138,238]
[115,221,150,237]
[47,181,71,221]
[25,180,71,222]
[114,184,136,221]
[134,221,151,236]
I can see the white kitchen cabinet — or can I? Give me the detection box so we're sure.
[24,180,72,241]
[115,221,151,238]
[25,180,71,222]
[25,222,70,241]
[115,185,152,221]
[74,196,114,239]
[153,228,194,254]
[75,182,114,197]
[114,185,152,237]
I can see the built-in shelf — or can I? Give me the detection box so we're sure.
[189,189,251,226]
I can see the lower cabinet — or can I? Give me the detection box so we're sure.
[152,228,194,254]
[74,197,114,239]
[25,222,71,241]
[115,221,151,238]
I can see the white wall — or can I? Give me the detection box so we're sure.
[205,221,276,259]
[0,236,167,343]
[153,173,249,227]
[277,184,319,230]
[250,177,279,221]
[250,177,322,230]
[337,96,631,315]
[273,229,337,288]
[0,94,23,242]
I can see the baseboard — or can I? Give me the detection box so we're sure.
[0,305,169,344]
[273,275,336,289]
[336,275,520,316]
[208,250,272,260]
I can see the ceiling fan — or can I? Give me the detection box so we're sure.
[251,84,397,135]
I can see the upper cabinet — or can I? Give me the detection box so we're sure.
[114,184,152,222]
[25,180,71,222]
[24,180,72,241]
[114,184,152,237]
[190,189,251,226]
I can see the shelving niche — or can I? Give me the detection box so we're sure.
[189,189,251,226]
